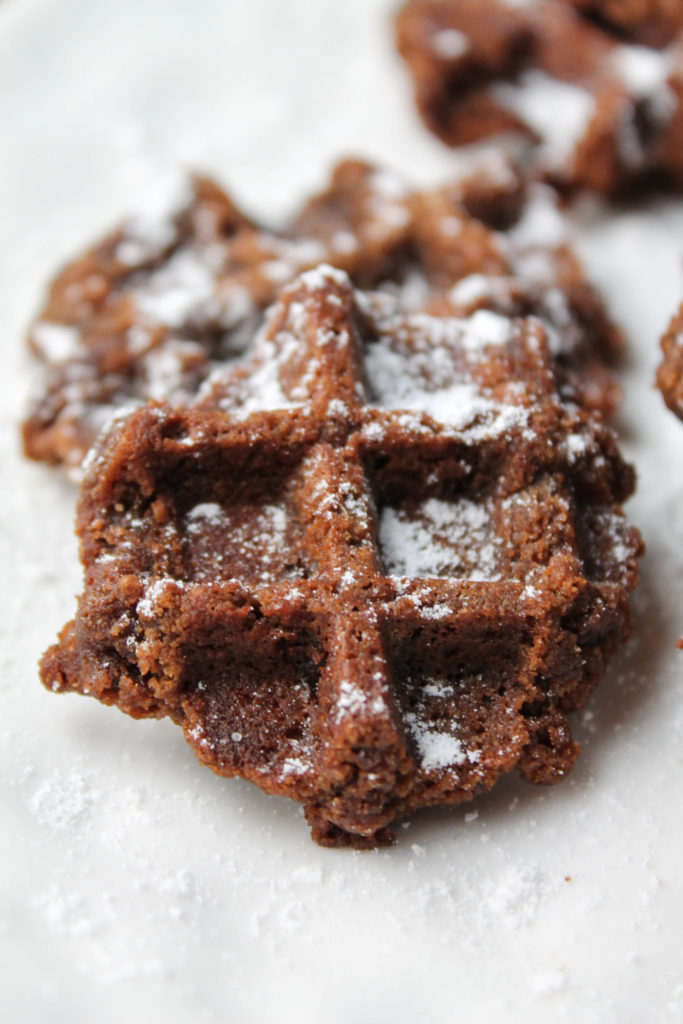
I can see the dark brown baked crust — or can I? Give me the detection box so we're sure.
[22,157,623,477]
[657,302,683,418]
[40,267,643,847]
[563,0,683,47]
[395,0,683,196]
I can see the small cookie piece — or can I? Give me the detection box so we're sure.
[22,157,623,477]
[657,302,683,418]
[41,267,642,848]
[395,0,683,195]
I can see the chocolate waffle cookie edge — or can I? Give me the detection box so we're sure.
[657,302,683,419]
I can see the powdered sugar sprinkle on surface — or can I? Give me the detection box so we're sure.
[380,497,500,581]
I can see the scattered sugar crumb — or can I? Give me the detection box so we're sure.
[532,969,569,996]
[29,769,97,833]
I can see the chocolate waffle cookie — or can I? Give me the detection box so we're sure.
[657,302,683,419]
[22,157,622,478]
[41,267,642,847]
[395,0,683,196]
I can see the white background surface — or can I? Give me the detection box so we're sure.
[2,1,683,1022]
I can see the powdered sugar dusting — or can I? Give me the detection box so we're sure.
[136,576,184,618]
[404,712,481,774]
[432,28,469,60]
[186,502,225,529]
[461,309,513,350]
[297,263,350,291]
[31,321,82,363]
[508,187,567,248]
[29,769,97,833]
[612,45,672,99]
[449,274,497,306]
[367,170,410,233]
[588,507,637,584]
[563,432,590,462]
[335,678,370,720]
[364,311,529,440]
[142,340,203,401]
[493,71,596,164]
[482,864,554,929]
[407,718,467,771]
[181,501,294,584]
[134,249,215,327]
[116,172,194,265]
[380,497,500,581]
[227,328,301,417]
[279,755,313,779]
[610,45,678,169]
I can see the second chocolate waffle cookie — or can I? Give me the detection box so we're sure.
[22,157,623,478]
